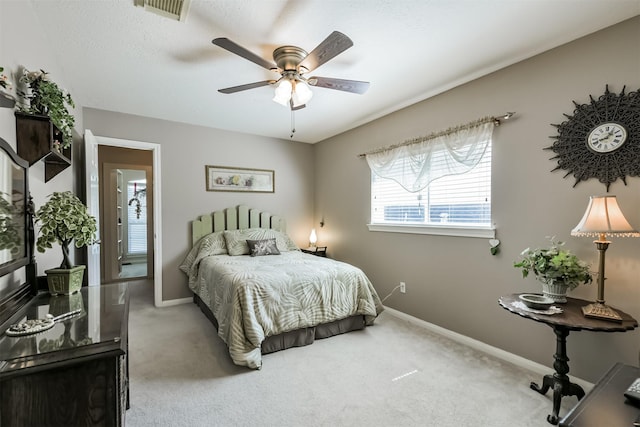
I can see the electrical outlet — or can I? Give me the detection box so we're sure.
[400,282,406,293]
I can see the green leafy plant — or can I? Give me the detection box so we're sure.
[18,69,75,148]
[514,237,592,290]
[35,192,97,270]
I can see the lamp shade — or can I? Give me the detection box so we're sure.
[309,228,317,245]
[272,79,292,106]
[571,195,640,237]
[292,80,313,107]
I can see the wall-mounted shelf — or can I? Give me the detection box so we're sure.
[15,112,71,182]
[0,92,15,109]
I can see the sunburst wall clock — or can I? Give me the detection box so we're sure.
[546,85,640,191]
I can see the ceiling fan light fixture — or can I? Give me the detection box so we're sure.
[292,80,313,106]
[272,79,292,106]
[214,32,369,114]
[290,93,304,108]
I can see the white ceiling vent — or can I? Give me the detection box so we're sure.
[134,0,191,22]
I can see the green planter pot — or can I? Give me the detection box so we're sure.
[45,265,85,295]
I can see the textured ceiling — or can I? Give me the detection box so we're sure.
[26,0,640,143]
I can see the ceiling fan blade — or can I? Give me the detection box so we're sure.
[307,77,369,94]
[212,38,276,71]
[218,80,275,94]
[298,31,353,73]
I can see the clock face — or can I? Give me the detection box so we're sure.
[587,123,627,153]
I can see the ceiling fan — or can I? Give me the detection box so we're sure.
[212,31,369,110]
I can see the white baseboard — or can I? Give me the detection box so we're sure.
[382,306,594,391]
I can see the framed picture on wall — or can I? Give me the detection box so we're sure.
[205,165,275,193]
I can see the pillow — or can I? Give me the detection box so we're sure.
[247,238,281,257]
[179,231,227,277]
[196,230,228,256]
[224,228,299,256]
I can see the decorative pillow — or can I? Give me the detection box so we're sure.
[247,238,281,257]
[277,232,300,252]
[224,228,299,256]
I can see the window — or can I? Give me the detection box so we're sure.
[366,119,495,238]
[126,182,147,255]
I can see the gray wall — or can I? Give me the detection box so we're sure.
[83,109,315,301]
[313,16,640,382]
[0,1,82,294]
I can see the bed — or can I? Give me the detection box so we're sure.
[179,205,383,369]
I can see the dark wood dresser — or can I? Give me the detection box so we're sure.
[0,283,130,427]
[560,363,640,427]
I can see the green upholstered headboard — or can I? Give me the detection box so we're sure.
[191,205,286,247]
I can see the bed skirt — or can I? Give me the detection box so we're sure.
[192,293,366,355]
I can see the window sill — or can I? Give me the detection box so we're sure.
[367,223,496,238]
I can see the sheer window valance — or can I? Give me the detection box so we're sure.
[364,118,495,193]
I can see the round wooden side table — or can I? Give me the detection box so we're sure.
[498,293,638,425]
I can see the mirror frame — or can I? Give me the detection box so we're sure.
[0,136,30,277]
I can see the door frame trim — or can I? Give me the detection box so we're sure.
[93,135,163,308]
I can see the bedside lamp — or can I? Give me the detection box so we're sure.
[571,195,640,322]
[309,228,317,247]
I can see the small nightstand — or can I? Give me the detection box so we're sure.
[499,294,638,425]
[301,246,327,257]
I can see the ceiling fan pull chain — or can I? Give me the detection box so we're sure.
[290,109,296,138]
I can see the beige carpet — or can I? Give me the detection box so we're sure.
[125,282,576,427]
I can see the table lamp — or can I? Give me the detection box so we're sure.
[309,229,317,247]
[571,195,640,322]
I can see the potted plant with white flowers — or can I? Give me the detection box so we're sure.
[36,191,97,295]
[513,237,592,303]
[17,68,75,149]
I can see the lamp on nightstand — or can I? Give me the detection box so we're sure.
[571,195,640,322]
[309,228,317,247]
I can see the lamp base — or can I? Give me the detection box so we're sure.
[581,302,622,322]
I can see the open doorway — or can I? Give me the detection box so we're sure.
[99,147,153,284]
[85,132,162,307]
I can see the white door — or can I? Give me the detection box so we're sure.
[84,130,101,286]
